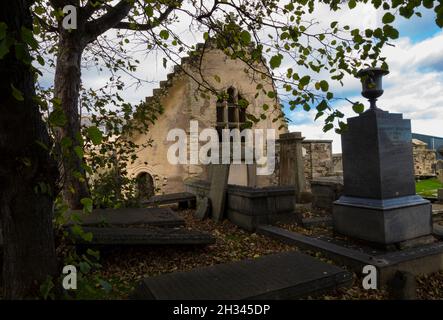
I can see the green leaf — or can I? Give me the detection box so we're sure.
[269,54,282,69]
[86,249,100,260]
[11,84,24,101]
[159,30,169,40]
[323,123,334,132]
[21,27,38,49]
[145,5,154,17]
[80,197,93,214]
[383,25,399,39]
[382,12,395,24]
[319,80,329,92]
[352,102,365,114]
[316,100,328,112]
[87,126,103,145]
[423,0,434,9]
[348,0,357,9]
[0,22,7,40]
[48,108,66,127]
[240,30,252,44]
[79,261,91,274]
[299,75,311,87]
[37,55,45,66]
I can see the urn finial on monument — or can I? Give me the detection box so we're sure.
[357,67,389,110]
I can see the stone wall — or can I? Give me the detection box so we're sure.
[412,139,436,177]
[302,140,333,190]
[332,153,343,174]
[331,139,438,179]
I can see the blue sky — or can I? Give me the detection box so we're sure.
[284,5,443,153]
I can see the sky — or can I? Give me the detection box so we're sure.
[283,4,443,153]
[41,2,443,154]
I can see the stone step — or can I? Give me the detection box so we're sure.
[69,226,215,246]
[152,88,163,96]
[130,251,352,299]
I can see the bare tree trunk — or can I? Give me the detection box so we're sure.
[54,30,89,209]
[0,0,58,299]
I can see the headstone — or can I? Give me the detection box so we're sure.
[436,160,443,171]
[438,169,443,184]
[333,109,432,245]
[194,196,210,220]
[278,132,306,202]
[209,164,230,222]
[130,251,352,300]
[438,189,443,204]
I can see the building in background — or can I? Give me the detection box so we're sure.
[412,133,443,160]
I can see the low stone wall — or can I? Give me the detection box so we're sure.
[185,179,297,230]
[413,139,436,177]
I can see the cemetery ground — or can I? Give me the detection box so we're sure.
[416,178,443,198]
[68,206,443,300]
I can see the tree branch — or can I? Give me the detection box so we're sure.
[33,13,58,32]
[83,0,132,44]
[113,4,177,31]
[81,0,104,21]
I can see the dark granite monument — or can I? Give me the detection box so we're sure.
[333,68,432,245]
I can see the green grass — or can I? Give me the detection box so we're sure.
[416,178,443,197]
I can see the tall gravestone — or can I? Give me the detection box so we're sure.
[209,164,230,223]
[333,68,432,245]
[278,132,306,202]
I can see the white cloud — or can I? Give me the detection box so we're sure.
[288,29,443,154]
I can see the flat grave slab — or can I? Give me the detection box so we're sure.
[143,192,196,208]
[258,225,443,285]
[64,207,184,228]
[69,227,215,246]
[131,251,352,300]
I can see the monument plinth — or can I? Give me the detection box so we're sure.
[333,68,432,245]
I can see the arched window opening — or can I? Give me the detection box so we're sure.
[136,172,155,200]
[216,87,249,142]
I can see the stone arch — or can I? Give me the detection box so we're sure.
[131,165,160,197]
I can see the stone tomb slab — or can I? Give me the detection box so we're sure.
[130,251,352,300]
[143,192,196,209]
[64,207,184,228]
[258,225,443,285]
[69,227,215,246]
